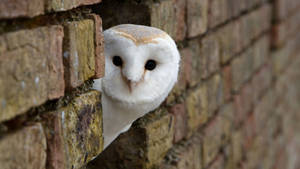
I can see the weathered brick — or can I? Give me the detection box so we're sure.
[159,132,202,169]
[272,9,300,48]
[274,0,300,21]
[253,35,269,71]
[186,85,208,135]
[87,14,105,79]
[252,64,272,104]
[222,65,232,101]
[88,109,174,169]
[0,123,46,169]
[231,47,255,94]
[46,0,101,12]
[0,0,44,19]
[63,19,96,88]
[206,74,224,116]
[255,4,271,37]
[219,103,234,143]
[208,0,228,28]
[180,35,220,83]
[42,91,103,169]
[202,117,223,167]
[208,155,225,169]
[243,135,269,169]
[187,39,202,86]
[187,0,208,37]
[217,20,241,64]
[241,114,256,150]
[239,4,271,49]
[0,26,64,122]
[233,83,253,126]
[178,48,191,89]
[272,32,300,77]
[240,12,256,49]
[168,103,188,143]
[231,54,247,92]
[253,90,275,134]
[226,0,243,18]
[151,0,186,41]
[231,130,243,165]
[244,47,255,81]
[200,34,220,78]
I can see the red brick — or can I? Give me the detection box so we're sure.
[48,26,65,99]
[0,123,46,169]
[168,103,188,143]
[0,0,44,19]
[88,14,105,79]
[0,26,64,122]
[187,0,208,37]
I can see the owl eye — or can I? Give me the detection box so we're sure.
[112,56,123,67]
[145,60,156,71]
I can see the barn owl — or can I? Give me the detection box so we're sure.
[93,24,180,149]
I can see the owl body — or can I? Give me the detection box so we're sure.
[93,24,180,149]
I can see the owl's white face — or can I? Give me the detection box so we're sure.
[101,25,180,109]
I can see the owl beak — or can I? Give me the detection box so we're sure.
[121,75,138,93]
[125,79,139,93]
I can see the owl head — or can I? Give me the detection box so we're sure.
[100,24,180,111]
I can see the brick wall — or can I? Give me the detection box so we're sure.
[0,0,299,169]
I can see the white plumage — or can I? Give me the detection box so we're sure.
[93,24,180,149]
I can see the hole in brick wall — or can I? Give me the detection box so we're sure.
[91,0,151,29]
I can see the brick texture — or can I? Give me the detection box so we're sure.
[0,123,47,169]
[1,1,300,169]
[63,19,96,88]
[42,91,103,169]
[0,26,64,122]
[0,0,44,19]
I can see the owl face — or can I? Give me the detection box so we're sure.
[101,25,180,108]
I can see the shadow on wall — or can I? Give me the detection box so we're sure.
[92,0,151,29]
